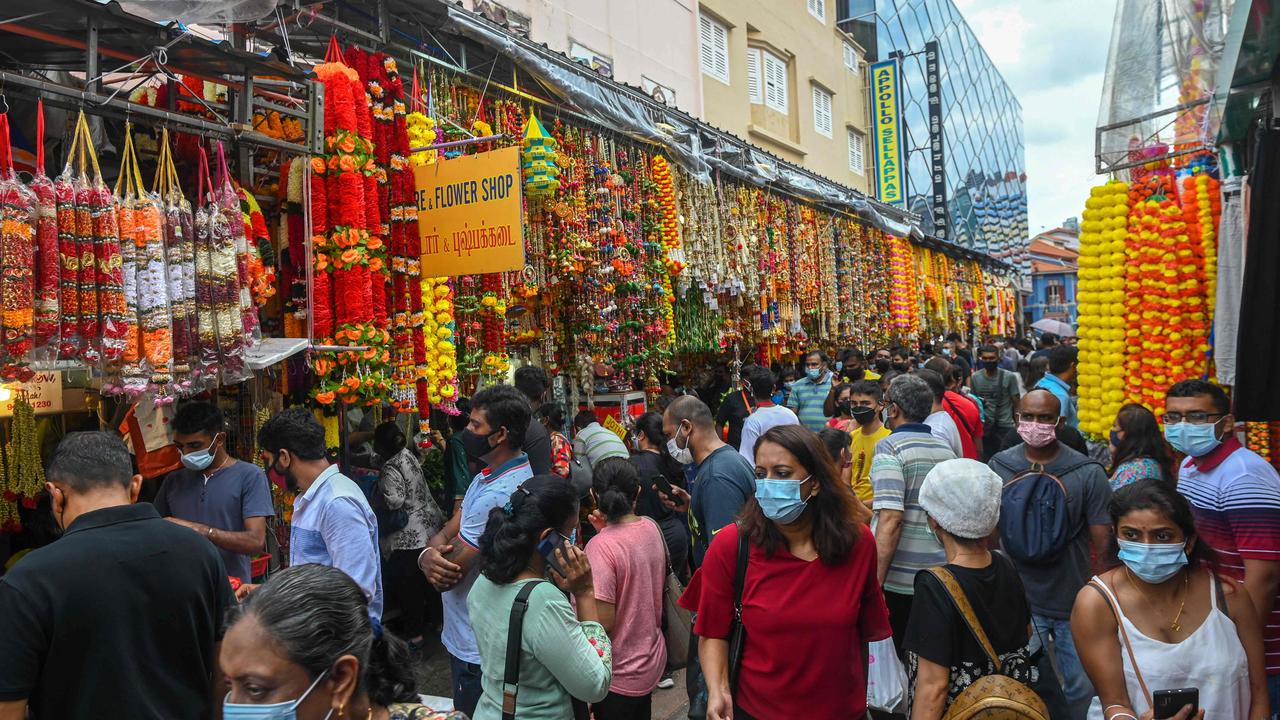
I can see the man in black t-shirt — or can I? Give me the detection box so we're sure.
[0,432,233,720]
[512,365,554,475]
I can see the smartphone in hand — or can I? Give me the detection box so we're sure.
[1152,688,1198,719]
[537,535,569,577]
[652,474,674,499]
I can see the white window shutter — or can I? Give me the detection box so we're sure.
[746,48,762,104]
[848,129,865,174]
[844,42,858,72]
[699,15,729,84]
[812,86,831,137]
[808,0,825,22]
[763,51,787,113]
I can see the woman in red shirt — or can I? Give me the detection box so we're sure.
[681,424,892,719]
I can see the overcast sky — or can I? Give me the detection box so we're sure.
[953,0,1118,234]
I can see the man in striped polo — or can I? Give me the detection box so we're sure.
[870,373,956,648]
[787,350,834,432]
[1167,379,1280,710]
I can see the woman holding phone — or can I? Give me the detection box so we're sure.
[468,474,612,719]
[1071,480,1267,720]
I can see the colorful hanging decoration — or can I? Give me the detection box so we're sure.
[1076,180,1130,436]
[888,235,920,335]
[0,111,36,380]
[521,114,560,200]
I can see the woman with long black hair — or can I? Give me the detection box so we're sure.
[1071,480,1267,719]
[681,424,891,719]
[468,474,612,719]
[1108,404,1176,489]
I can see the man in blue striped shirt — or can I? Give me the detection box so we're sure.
[787,349,834,432]
[257,409,383,618]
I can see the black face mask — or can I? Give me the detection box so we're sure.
[850,406,877,425]
[462,428,499,462]
[874,359,891,373]
[836,401,853,415]
[981,359,999,371]
[891,362,910,372]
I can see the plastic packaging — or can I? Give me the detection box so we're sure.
[154,129,197,395]
[0,112,37,380]
[28,101,61,364]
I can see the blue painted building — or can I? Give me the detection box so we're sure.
[1023,227,1079,328]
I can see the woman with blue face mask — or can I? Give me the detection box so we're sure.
[220,563,463,720]
[1070,480,1268,720]
[679,424,891,720]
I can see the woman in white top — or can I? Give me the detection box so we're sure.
[1071,479,1268,720]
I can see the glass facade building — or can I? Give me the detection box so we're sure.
[842,0,1027,267]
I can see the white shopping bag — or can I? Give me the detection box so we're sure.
[866,637,908,713]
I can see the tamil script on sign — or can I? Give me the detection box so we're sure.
[414,146,526,277]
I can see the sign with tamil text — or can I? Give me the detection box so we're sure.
[414,146,525,277]
[0,371,63,416]
[871,58,905,208]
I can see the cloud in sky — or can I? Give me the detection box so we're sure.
[953,0,1118,234]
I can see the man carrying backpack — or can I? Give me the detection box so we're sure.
[988,389,1112,720]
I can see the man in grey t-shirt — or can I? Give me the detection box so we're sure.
[154,402,274,583]
[988,389,1112,719]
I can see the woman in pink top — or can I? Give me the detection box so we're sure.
[585,457,669,720]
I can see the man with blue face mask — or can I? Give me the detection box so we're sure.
[154,401,274,586]
[1167,379,1280,707]
[787,350,834,432]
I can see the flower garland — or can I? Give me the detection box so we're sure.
[888,235,920,336]
[652,155,683,345]
[422,277,459,410]
[155,131,197,391]
[238,189,277,307]
[279,158,308,338]
[407,113,438,165]
[29,103,59,362]
[1076,180,1129,436]
[0,111,36,379]
[0,398,42,532]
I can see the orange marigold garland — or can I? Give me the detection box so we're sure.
[651,155,684,344]
[888,235,920,335]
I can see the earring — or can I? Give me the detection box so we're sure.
[337,704,345,718]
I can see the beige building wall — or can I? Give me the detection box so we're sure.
[697,0,871,193]
[466,0,703,116]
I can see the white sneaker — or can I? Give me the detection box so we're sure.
[657,676,675,689]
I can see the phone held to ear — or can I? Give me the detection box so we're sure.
[536,535,569,577]
[1152,688,1198,719]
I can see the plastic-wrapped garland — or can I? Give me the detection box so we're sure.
[78,113,129,369]
[29,102,60,361]
[193,196,221,384]
[154,130,196,391]
[214,143,259,342]
[0,113,36,379]
[53,142,82,360]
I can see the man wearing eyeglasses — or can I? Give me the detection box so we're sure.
[1167,379,1280,710]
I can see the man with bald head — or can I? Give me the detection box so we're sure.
[989,388,1112,719]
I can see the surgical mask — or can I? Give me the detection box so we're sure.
[850,406,876,425]
[1109,430,1122,449]
[667,425,694,465]
[1117,539,1188,584]
[805,368,822,381]
[754,476,812,524]
[1017,419,1058,448]
[834,361,843,371]
[981,360,999,372]
[1165,421,1222,458]
[942,348,953,357]
[181,435,219,472]
[223,669,330,720]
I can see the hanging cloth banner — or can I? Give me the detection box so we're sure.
[414,146,524,276]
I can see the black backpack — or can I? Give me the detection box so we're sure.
[998,460,1094,564]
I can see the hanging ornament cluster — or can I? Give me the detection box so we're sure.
[1076,181,1130,436]
[0,112,36,381]
[888,235,920,335]
[1,398,43,532]
[522,114,560,200]
[309,40,392,407]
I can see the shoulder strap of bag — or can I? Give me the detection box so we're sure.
[926,566,1002,670]
[503,580,545,720]
[733,526,749,619]
[1088,578,1152,707]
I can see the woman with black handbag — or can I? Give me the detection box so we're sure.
[679,424,892,719]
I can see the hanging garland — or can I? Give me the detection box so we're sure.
[1076,180,1129,436]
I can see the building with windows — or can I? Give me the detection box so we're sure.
[1025,227,1079,327]
[840,0,1027,263]
[463,0,701,114]
[696,0,873,192]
